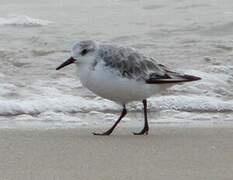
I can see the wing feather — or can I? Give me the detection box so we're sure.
[97,45,201,83]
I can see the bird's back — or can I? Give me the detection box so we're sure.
[95,44,201,83]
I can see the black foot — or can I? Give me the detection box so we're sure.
[133,127,149,135]
[93,129,113,136]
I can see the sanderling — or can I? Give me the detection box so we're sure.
[56,40,201,135]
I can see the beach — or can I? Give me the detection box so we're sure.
[0,0,233,127]
[1,127,233,180]
[1,0,233,179]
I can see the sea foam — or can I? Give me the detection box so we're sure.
[0,15,51,27]
[0,95,232,116]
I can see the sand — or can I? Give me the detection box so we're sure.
[0,127,233,180]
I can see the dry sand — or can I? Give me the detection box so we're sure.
[0,127,233,180]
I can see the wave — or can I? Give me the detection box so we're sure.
[150,96,233,112]
[0,96,118,116]
[0,95,232,116]
[0,15,51,27]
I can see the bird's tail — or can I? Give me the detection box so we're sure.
[181,74,201,82]
[146,74,201,84]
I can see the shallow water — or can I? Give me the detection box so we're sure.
[0,0,233,128]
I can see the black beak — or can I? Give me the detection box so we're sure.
[56,57,76,70]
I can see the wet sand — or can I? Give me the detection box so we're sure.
[0,127,233,180]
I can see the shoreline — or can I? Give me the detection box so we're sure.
[1,127,233,180]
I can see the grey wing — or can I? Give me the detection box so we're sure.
[97,45,160,80]
[97,45,201,83]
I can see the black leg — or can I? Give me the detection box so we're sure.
[133,99,149,135]
[93,105,127,136]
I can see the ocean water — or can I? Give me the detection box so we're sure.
[0,0,233,129]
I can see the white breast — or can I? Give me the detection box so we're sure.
[78,63,164,105]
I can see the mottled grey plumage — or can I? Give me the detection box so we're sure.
[93,44,199,83]
[70,40,200,83]
[72,40,97,56]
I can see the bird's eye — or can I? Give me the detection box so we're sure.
[81,49,88,56]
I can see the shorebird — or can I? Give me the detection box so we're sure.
[56,40,201,135]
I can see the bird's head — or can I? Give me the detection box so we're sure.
[56,40,97,70]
